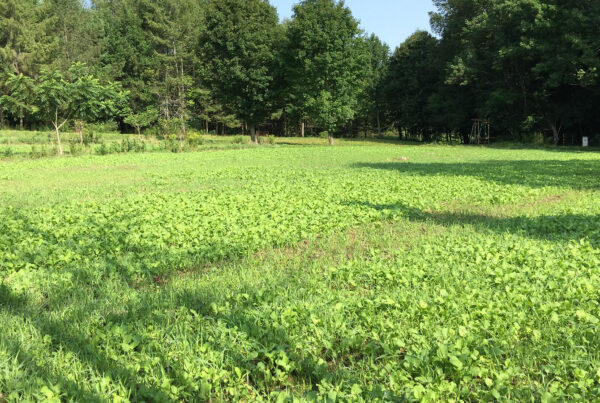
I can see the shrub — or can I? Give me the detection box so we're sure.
[319,131,329,139]
[68,140,83,156]
[134,139,147,153]
[30,144,51,158]
[170,141,181,153]
[97,142,110,156]
[257,135,276,145]
[82,131,99,146]
[232,136,245,144]
[119,139,129,153]
[187,131,204,147]
[144,126,160,138]
[1,147,14,157]
[110,142,122,154]
[29,145,39,158]
[158,119,185,139]
[160,135,181,153]
[88,121,119,133]
[530,132,546,145]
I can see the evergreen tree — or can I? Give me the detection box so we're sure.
[0,0,42,75]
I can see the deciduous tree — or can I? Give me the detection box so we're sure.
[284,0,366,145]
[201,0,279,143]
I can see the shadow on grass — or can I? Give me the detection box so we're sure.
[345,201,599,246]
[0,283,173,401]
[0,254,379,400]
[486,142,600,153]
[276,137,425,147]
[353,159,600,190]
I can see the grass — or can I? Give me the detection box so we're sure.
[0,130,272,159]
[1,137,600,401]
[0,129,406,159]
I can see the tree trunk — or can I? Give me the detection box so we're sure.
[54,124,63,156]
[376,109,382,137]
[136,126,142,140]
[547,118,560,146]
[179,118,186,146]
[205,120,209,134]
[249,123,257,143]
[549,120,560,145]
[54,110,65,156]
[19,116,23,130]
[300,121,305,138]
[328,132,334,146]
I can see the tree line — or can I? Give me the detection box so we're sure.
[1,0,599,148]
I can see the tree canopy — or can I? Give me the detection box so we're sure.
[201,0,279,143]
[0,0,599,146]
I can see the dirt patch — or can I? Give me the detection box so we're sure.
[153,274,168,286]
[530,193,568,206]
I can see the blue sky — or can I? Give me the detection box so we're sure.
[271,0,436,49]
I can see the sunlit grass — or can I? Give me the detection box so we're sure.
[1,141,599,401]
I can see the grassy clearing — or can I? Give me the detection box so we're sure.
[0,130,431,160]
[1,141,600,401]
[0,130,256,159]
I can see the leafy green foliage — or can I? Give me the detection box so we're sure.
[201,0,279,141]
[385,31,441,140]
[34,64,129,155]
[124,109,157,137]
[284,0,366,139]
[1,143,599,400]
[0,73,37,128]
[404,0,600,143]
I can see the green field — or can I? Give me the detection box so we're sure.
[1,139,600,401]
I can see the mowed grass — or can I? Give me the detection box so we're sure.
[1,140,600,401]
